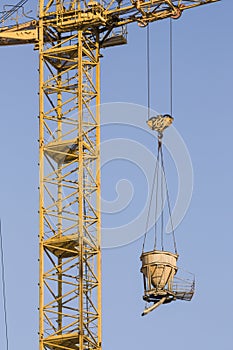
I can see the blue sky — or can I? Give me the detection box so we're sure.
[0,1,232,350]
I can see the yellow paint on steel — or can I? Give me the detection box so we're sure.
[57,67,63,334]
[78,29,84,350]
[95,33,102,350]
[37,3,103,348]
[0,1,220,46]
[38,2,44,350]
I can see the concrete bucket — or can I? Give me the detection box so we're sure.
[141,250,178,290]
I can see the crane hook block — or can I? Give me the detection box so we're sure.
[147,114,173,134]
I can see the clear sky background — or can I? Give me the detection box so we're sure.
[0,1,232,350]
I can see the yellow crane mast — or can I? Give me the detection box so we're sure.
[0,1,219,350]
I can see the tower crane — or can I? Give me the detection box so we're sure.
[0,1,219,350]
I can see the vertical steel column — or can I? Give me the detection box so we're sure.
[38,2,102,350]
[38,1,44,349]
[95,34,102,350]
[78,29,84,350]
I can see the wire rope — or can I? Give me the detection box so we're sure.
[0,220,9,350]
[153,145,160,250]
[160,147,164,251]
[142,23,152,252]
[170,18,173,116]
[146,24,151,120]
[160,147,177,253]
[142,142,159,253]
[142,18,176,253]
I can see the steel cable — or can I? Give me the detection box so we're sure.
[160,147,177,253]
[142,143,160,253]
[170,18,173,116]
[142,19,177,253]
[147,24,150,120]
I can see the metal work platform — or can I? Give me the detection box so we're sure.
[141,250,195,315]
[44,234,97,258]
[44,139,93,164]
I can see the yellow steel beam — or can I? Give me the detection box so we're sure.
[0,1,220,46]
[38,2,102,349]
[39,3,44,350]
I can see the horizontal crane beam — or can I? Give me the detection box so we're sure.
[0,0,220,47]
[0,20,37,45]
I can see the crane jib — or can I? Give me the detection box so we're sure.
[0,0,220,47]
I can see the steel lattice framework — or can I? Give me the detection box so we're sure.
[38,4,101,349]
[0,1,219,350]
